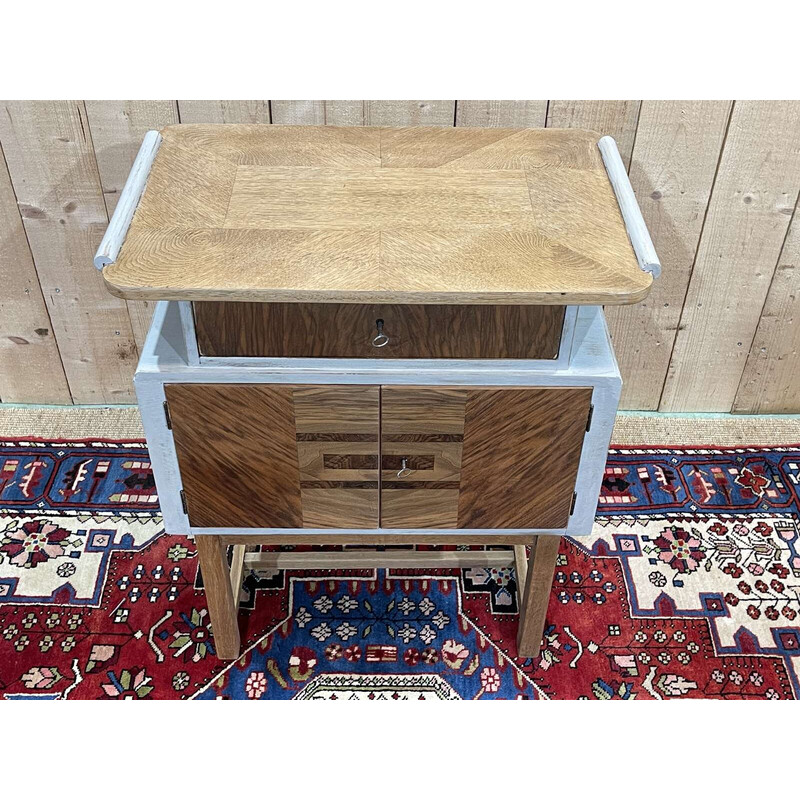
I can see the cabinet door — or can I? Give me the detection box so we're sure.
[380,386,592,529]
[165,384,379,528]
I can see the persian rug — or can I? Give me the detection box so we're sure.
[0,436,798,700]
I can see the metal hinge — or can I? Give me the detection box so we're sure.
[570,492,577,516]
[163,400,172,430]
[586,404,594,432]
[180,489,189,516]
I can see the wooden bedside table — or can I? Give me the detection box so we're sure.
[95,124,659,661]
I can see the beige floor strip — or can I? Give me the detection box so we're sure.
[612,413,800,446]
[0,405,799,447]
[0,406,145,439]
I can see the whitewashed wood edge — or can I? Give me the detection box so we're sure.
[557,306,579,369]
[93,130,162,270]
[134,373,189,535]
[243,550,516,570]
[177,301,200,365]
[566,378,620,537]
[513,545,529,598]
[597,135,662,279]
[230,544,247,600]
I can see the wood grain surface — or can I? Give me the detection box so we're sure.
[456,101,548,128]
[84,101,180,351]
[0,144,70,402]
[660,101,800,411]
[193,302,564,359]
[546,101,641,167]
[194,535,241,659]
[0,101,139,403]
[176,101,271,124]
[604,101,732,409]
[457,387,592,528]
[380,386,590,529]
[516,535,561,658]
[379,387,465,528]
[273,101,457,127]
[102,125,649,305]
[165,384,303,528]
[165,383,380,529]
[3,100,800,413]
[220,533,537,545]
[293,385,379,527]
[734,215,800,413]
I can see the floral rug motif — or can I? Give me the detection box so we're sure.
[0,438,798,699]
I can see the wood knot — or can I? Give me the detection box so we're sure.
[19,204,46,219]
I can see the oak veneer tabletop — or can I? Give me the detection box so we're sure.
[102,125,651,305]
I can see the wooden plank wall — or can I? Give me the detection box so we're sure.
[0,100,798,412]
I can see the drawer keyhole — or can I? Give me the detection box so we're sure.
[372,318,390,348]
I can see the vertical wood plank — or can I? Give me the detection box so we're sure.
[733,208,800,412]
[516,535,560,659]
[176,101,271,124]
[363,101,455,126]
[0,101,138,403]
[195,536,241,660]
[605,101,732,409]
[660,101,800,412]
[546,100,641,167]
[84,101,179,350]
[0,144,70,402]
[84,101,179,216]
[270,101,326,125]
[324,101,366,126]
[3,99,799,412]
[271,101,455,127]
[455,100,547,128]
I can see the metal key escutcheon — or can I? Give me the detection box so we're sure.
[372,318,389,348]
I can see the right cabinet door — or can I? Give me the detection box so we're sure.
[380,386,593,529]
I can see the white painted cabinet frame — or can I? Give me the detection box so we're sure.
[135,301,620,540]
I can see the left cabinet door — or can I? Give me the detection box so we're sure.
[164,384,379,528]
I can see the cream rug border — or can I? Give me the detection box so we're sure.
[0,405,798,447]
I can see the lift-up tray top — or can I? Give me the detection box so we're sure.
[98,125,654,306]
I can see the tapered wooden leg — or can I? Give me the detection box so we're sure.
[195,535,241,660]
[517,535,560,659]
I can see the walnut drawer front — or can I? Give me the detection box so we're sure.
[193,302,565,359]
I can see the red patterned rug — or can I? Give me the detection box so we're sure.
[0,437,798,699]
